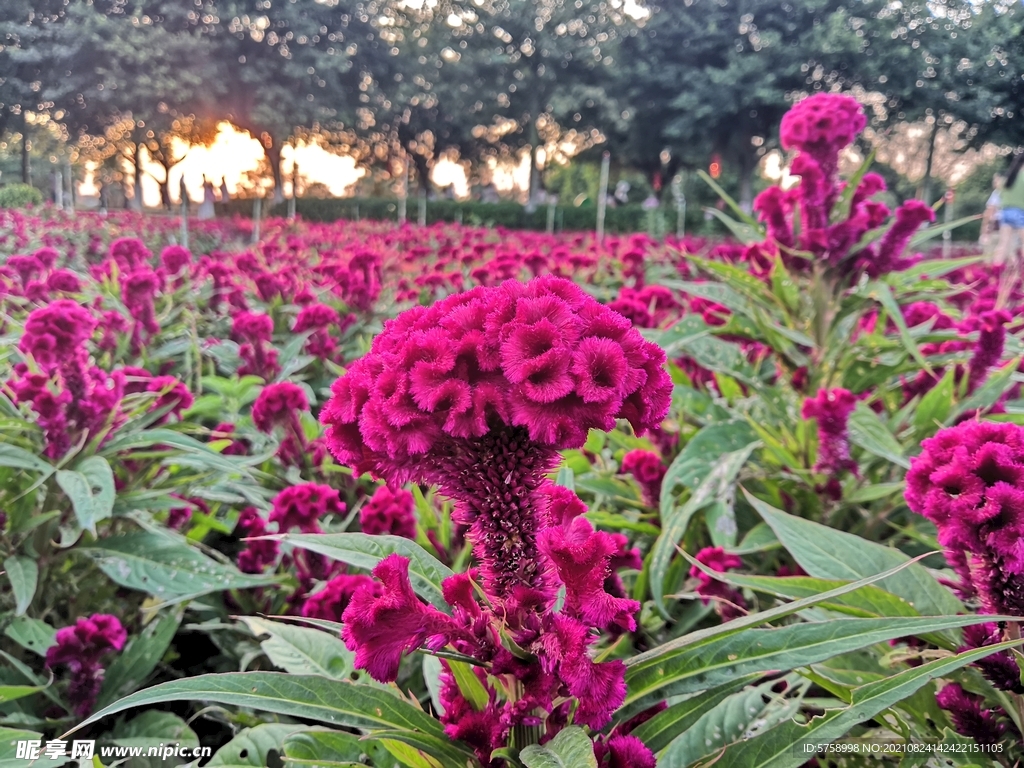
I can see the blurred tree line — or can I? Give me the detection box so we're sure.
[0,0,1021,211]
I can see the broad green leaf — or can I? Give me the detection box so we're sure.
[283,730,369,767]
[101,428,255,474]
[3,556,37,616]
[98,611,182,708]
[520,726,597,768]
[660,422,758,519]
[238,616,353,679]
[846,403,908,469]
[746,490,962,616]
[111,711,198,768]
[3,617,55,657]
[667,280,758,321]
[0,445,53,474]
[56,457,115,535]
[209,723,309,767]
[0,685,44,704]
[64,672,470,768]
[651,442,757,617]
[645,316,713,360]
[950,358,1020,423]
[0,728,70,768]
[673,333,760,386]
[715,640,1019,768]
[913,368,954,431]
[623,613,1009,709]
[658,677,802,766]
[629,677,758,754]
[279,533,453,612]
[864,281,930,372]
[844,483,904,504]
[379,738,445,768]
[80,531,276,603]
[688,256,781,311]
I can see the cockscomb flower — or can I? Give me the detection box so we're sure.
[301,573,375,621]
[19,299,95,370]
[360,485,417,539]
[961,622,1024,694]
[235,507,279,574]
[322,276,670,610]
[146,376,194,423]
[690,546,747,621]
[966,309,1011,394]
[294,302,345,360]
[109,237,152,272]
[160,245,192,275]
[232,311,280,380]
[122,268,162,350]
[252,382,308,433]
[936,683,1010,746]
[905,420,1024,615]
[866,199,936,277]
[46,269,81,294]
[45,614,127,717]
[269,483,345,534]
[621,449,665,506]
[7,253,42,286]
[802,388,858,475]
[780,93,866,183]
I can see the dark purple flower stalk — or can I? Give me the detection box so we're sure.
[936,684,1011,746]
[967,310,1011,394]
[802,388,858,475]
[45,615,127,717]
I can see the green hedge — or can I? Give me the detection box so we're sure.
[224,195,728,236]
[0,183,43,208]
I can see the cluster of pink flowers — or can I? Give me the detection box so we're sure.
[359,485,417,538]
[802,387,858,476]
[45,614,127,717]
[235,507,280,574]
[756,93,935,279]
[251,382,326,466]
[321,276,671,765]
[620,449,666,506]
[232,311,280,380]
[691,546,747,621]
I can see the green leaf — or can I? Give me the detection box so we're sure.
[98,611,182,708]
[0,445,53,474]
[79,531,276,603]
[238,617,353,679]
[909,214,981,249]
[0,728,70,768]
[283,730,370,767]
[659,676,803,765]
[844,482,904,503]
[56,456,116,536]
[660,422,759,519]
[520,726,597,768]
[629,677,758,754]
[279,533,453,613]
[890,254,984,283]
[831,149,875,223]
[0,685,44,704]
[3,617,55,657]
[697,170,763,229]
[3,556,37,616]
[651,441,758,617]
[746,490,962,616]
[715,640,1020,768]
[111,711,198,768]
[101,428,255,474]
[950,358,1020,423]
[379,738,446,768]
[624,612,1006,709]
[447,659,489,712]
[688,256,781,311]
[864,281,930,372]
[846,403,909,469]
[209,723,309,767]
[913,368,955,432]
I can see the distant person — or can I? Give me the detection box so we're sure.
[614,180,630,205]
[995,152,1024,306]
[981,173,1003,254]
[179,175,189,211]
[481,182,499,204]
[220,177,230,204]
[198,175,216,220]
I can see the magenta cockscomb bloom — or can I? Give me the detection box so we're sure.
[122,268,162,350]
[232,311,280,380]
[594,735,658,768]
[936,684,1011,746]
[45,614,127,717]
[621,449,666,506]
[235,507,280,574]
[905,421,1024,615]
[691,546,747,621]
[252,382,308,433]
[46,269,81,294]
[961,622,1024,694]
[109,237,152,272]
[269,483,345,535]
[146,376,193,423]
[867,199,936,277]
[324,277,670,759]
[301,573,375,621]
[966,309,1011,394]
[160,245,192,275]
[360,485,417,539]
[780,93,866,182]
[294,302,344,360]
[19,300,96,369]
[802,388,858,475]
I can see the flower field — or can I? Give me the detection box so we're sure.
[3,96,1024,766]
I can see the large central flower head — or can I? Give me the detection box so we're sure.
[322,275,671,483]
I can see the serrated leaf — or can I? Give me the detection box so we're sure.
[278,533,453,612]
[715,640,1019,768]
[520,726,596,768]
[846,403,909,469]
[238,617,353,679]
[3,557,37,616]
[746,490,961,617]
[80,531,277,603]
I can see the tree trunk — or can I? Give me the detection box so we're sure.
[738,150,755,214]
[921,120,940,205]
[20,112,31,186]
[131,142,144,211]
[266,143,285,205]
[526,114,539,212]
